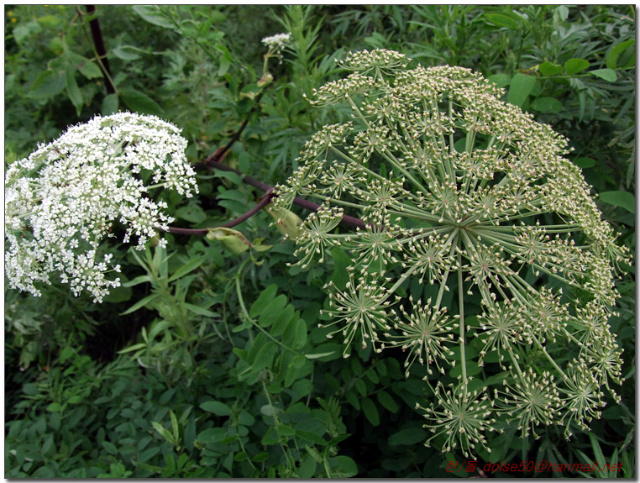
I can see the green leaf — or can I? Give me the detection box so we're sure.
[484,12,520,30]
[305,351,336,360]
[152,421,176,444]
[564,58,590,75]
[376,390,399,413]
[120,88,164,116]
[259,294,288,327]
[388,427,428,446]
[206,227,252,254]
[112,45,145,61]
[361,397,380,426]
[132,6,175,29]
[46,402,63,412]
[170,410,180,443]
[72,55,103,79]
[530,96,563,113]
[175,203,207,224]
[65,67,83,115]
[101,93,119,115]
[168,256,206,282]
[331,247,352,290]
[606,39,635,69]
[599,191,635,214]
[284,317,307,350]
[590,68,617,83]
[120,293,159,315]
[538,61,563,76]
[36,15,61,28]
[507,73,536,107]
[250,284,278,318]
[332,455,358,478]
[487,73,511,88]
[251,341,279,372]
[29,70,66,100]
[573,157,596,169]
[122,275,151,287]
[102,440,118,455]
[199,400,232,416]
[183,303,218,318]
[270,305,296,337]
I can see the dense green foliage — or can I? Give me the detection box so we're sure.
[5,5,635,478]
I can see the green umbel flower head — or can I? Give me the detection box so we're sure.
[274,49,628,456]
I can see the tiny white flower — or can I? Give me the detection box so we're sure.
[5,112,198,302]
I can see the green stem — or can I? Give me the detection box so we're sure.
[457,249,468,388]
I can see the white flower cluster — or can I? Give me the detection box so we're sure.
[5,112,198,302]
[261,32,291,50]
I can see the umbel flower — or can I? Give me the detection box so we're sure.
[274,49,629,456]
[5,112,198,302]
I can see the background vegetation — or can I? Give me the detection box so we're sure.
[4,5,635,477]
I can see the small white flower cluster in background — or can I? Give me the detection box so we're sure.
[261,32,291,51]
[5,112,198,302]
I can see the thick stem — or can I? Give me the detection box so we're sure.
[85,6,116,94]
[165,189,275,236]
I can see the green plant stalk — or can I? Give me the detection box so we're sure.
[457,248,468,387]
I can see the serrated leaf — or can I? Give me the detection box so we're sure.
[590,68,617,83]
[564,58,590,75]
[120,88,164,116]
[74,56,103,79]
[199,400,232,416]
[29,70,66,100]
[508,73,536,107]
[599,191,635,214]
